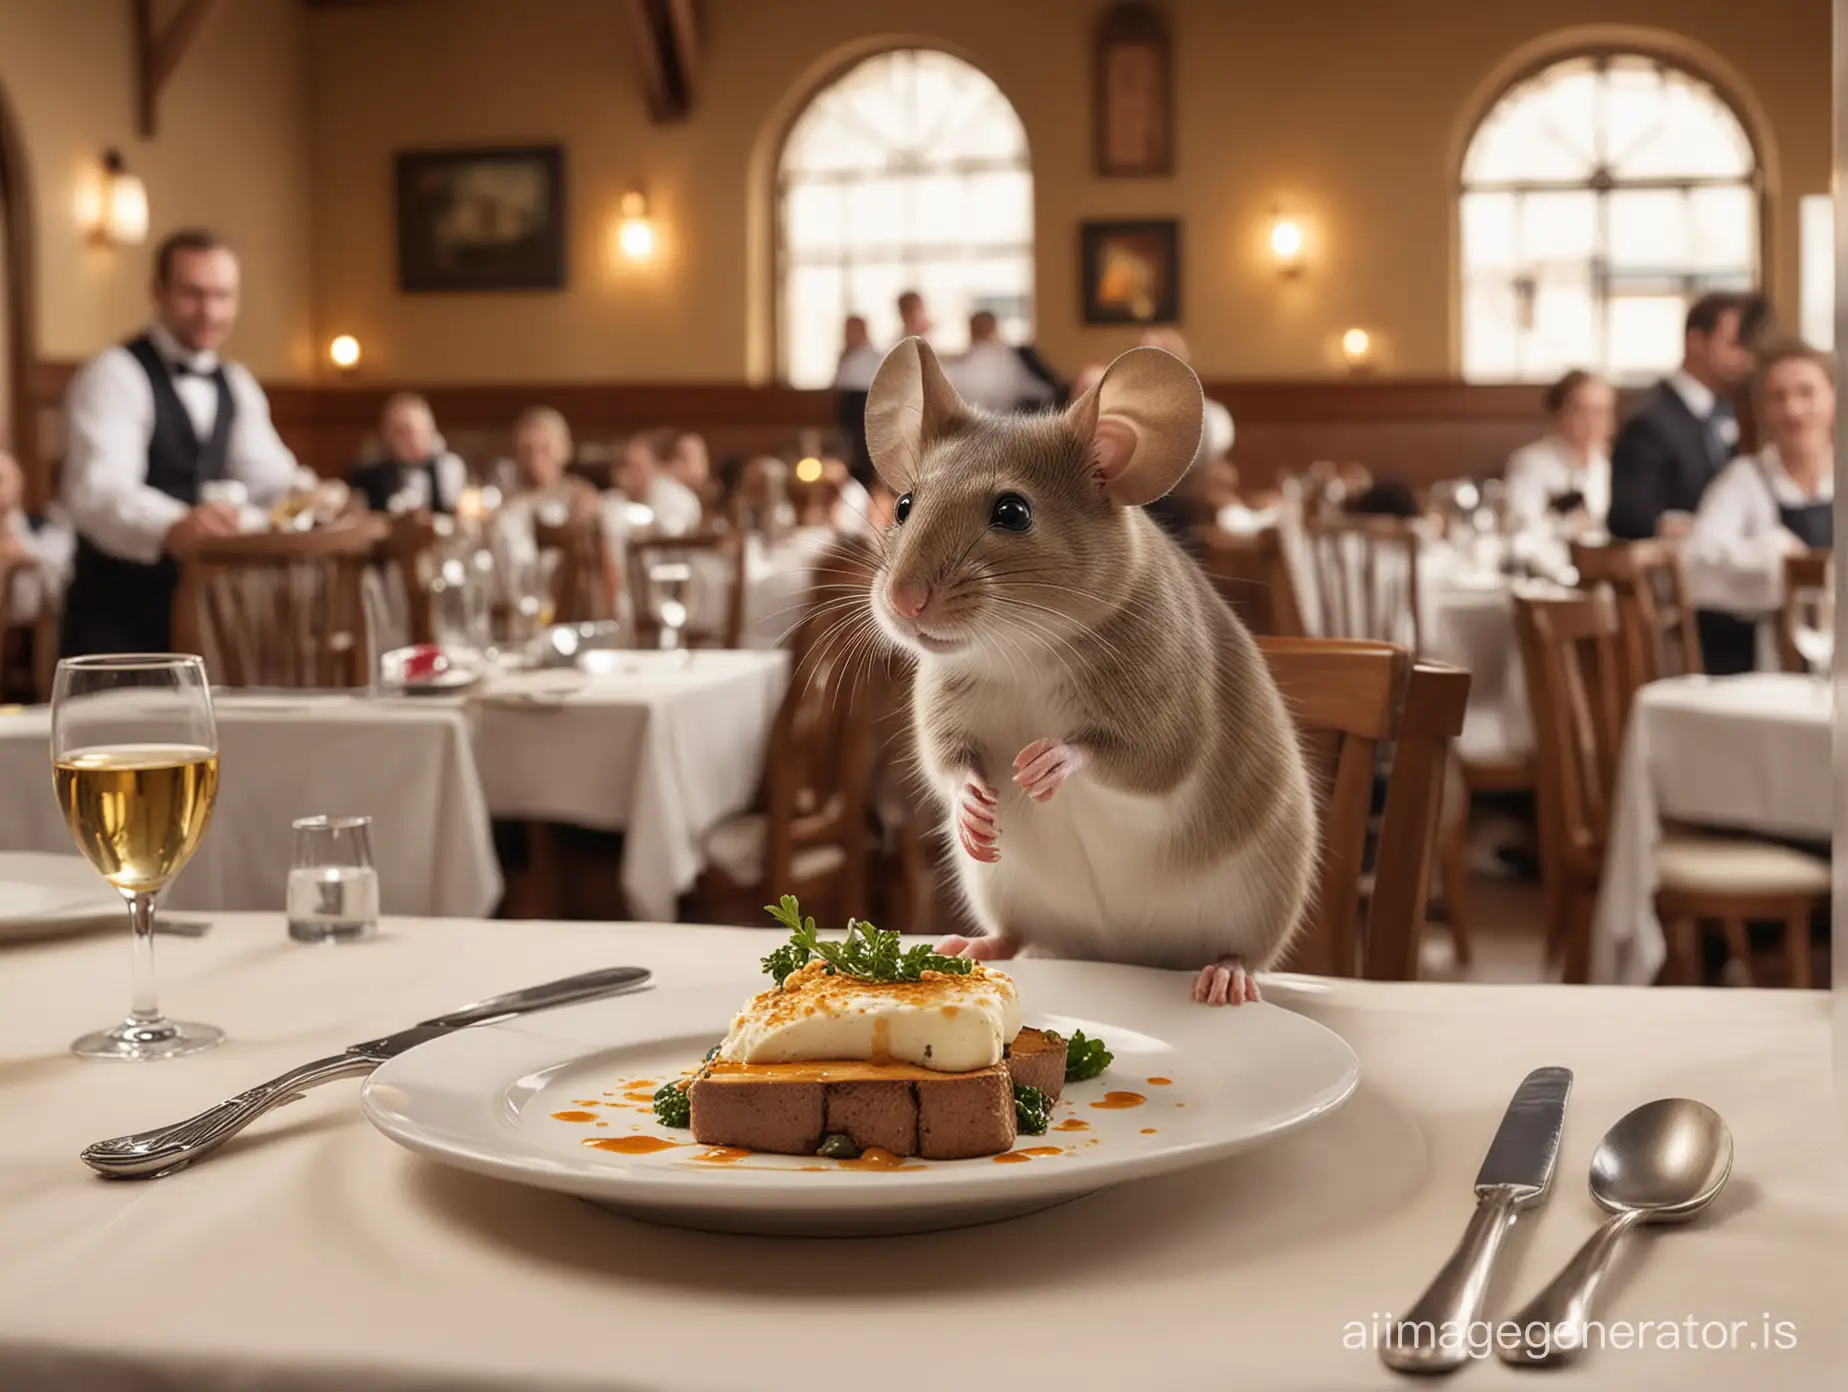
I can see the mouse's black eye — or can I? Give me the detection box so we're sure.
[894,492,913,524]
[990,493,1032,532]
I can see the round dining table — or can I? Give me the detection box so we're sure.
[1591,673,1831,984]
[1,913,1840,1389]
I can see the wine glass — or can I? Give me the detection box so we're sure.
[51,655,223,1060]
[648,561,693,654]
[1790,586,1834,677]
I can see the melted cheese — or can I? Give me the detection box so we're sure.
[716,961,1020,1073]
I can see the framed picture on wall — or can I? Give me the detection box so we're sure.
[1081,219,1180,324]
[1093,1,1173,177]
[395,146,566,292]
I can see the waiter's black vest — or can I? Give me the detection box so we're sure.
[351,456,454,516]
[1694,461,1832,677]
[59,335,235,658]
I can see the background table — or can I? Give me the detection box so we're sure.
[1,915,1839,1390]
[463,650,789,920]
[0,697,500,918]
[1591,674,1831,984]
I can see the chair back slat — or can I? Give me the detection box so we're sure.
[172,518,385,689]
[1513,586,1623,863]
[1778,549,1831,673]
[627,530,745,649]
[1302,515,1423,653]
[1194,525,1306,637]
[533,514,612,625]
[1570,539,1700,718]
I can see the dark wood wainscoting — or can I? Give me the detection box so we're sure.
[24,361,1646,502]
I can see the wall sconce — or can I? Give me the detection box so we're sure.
[88,149,149,247]
[328,335,362,372]
[1268,211,1305,277]
[616,191,656,262]
[1341,327,1373,370]
[794,456,823,484]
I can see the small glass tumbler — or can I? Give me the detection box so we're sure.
[287,815,380,944]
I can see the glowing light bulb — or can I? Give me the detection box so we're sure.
[1269,217,1304,268]
[329,335,361,370]
[1342,328,1372,363]
[795,457,823,484]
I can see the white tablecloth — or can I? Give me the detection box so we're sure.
[0,697,500,918]
[1591,674,1831,983]
[0,915,1840,1390]
[466,650,789,919]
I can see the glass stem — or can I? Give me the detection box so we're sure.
[127,892,162,1024]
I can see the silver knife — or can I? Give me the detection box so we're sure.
[79,964,652,1179]
[1380,1066,1573,1376]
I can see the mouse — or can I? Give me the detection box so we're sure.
[862,338,1318,1005]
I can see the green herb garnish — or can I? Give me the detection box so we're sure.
[652,1079,690,1128]
[1064,1030,1114,1083]
[816,1133,863,1160]
[761,895,975,987]
[1013,1082,1052,1135]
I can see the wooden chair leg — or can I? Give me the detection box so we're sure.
[527,821,564,920]
[1786,908,1814,989]
[1720,918,1753,985]
[1662,917,1701,985]
[1560,882,1594,984]
[1439,811,1473,967]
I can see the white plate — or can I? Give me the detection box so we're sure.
[0,853,123,942]
[360,959,1359,1235]
[386,669,482,696]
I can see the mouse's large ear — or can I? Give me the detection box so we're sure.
[865,337,965,491]
[1064,346,1204,507]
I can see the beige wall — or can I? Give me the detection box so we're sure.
[306,0,1829,384]
[0,0,314,381]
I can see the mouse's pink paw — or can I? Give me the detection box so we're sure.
[1192,956,1262,1006]
[1013,739,1087,803]
[934,933,1021,961]
[957,778,1000,862]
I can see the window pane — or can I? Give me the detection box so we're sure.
[1516,191,1596,264]
[1606,188,1691,271]
[1606,296,1686,381]
[1528,275,1596,377]
[1687,185,1756,273]
[780,49,1034,385]
[1461,193,1517,270]
[1801,193,1834,349]
[1462,278,1521,379]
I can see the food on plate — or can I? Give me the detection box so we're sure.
[650,897,1112,1160]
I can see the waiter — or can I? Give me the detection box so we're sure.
[59,227,296,656]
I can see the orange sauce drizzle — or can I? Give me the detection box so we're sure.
[583,1135,683,1154]
[1140,1128,1158,1135]
[691,1147,752,1164]
[993,1152,1032,1164]
[550,1110,599,1123]
[835,1145,924,1171]
[1090,1091,1147,1110]
[1146,1077,1173,1086]
[1053,1118,1090,1132]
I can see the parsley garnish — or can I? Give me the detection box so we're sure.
[1013,1082,1052,1135]
[1063,1030,1114,1083]
[652,1079,690,1128]
[761,895,975,987]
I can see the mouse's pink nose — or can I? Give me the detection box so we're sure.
[886,580,931,619]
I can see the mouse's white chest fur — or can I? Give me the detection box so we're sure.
[920,662,1287,971]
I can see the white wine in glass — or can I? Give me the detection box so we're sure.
[51,655,224,1061]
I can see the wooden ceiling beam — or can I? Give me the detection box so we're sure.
[136,0,226,138]
[624,0,696,123]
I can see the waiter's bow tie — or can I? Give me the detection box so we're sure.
[169,358,210,378]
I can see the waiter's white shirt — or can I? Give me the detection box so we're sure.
[1686,446,1829,666]
[62,322,296,565]
[945,341,1057,414]
[1667,368,1739,449]
[3,507,75,623]
[1503,434,1611,529]
[376,449,468,515]
[833,345,883,392]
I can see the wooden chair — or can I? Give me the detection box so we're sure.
[627,530,745,649]
[1778,549,1831,673]
[1570,539,1701,719]
[534,513,612,625]
[1,556,59,704]
[1513,586,1825,985]
[1369,659,1473,980]
[1195,525,1307,637]
[171,517,387,689]
[687,606,882,930]
[375,511,442,646]
[1301,514,1424,653]
[1256,637,1408,978]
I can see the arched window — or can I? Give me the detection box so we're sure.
[777,49,1034,388]
[1460,53,1759,383]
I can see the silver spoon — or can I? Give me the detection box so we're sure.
[1498,1098,1732,1369]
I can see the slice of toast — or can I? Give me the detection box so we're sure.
[687,1027,1070,1160]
